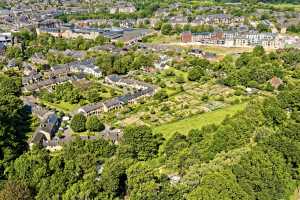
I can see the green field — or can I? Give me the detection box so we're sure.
[153,103,247,138]
[145,34,180,44]
[42,101,81,113]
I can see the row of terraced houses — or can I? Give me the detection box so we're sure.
[181,31,284,49]
[77,75,156,116]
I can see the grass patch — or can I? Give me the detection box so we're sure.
[145,34,180,44]
[43,101,81,113]
[153,102,247,138]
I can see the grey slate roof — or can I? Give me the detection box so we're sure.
[40,112,59,135]
[106,74,122,83]
[103,97,123,108]
[80,102,103,113]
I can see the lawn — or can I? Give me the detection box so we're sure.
[43,101,81,113]
[153,102,247,138]
[145,34,180,44]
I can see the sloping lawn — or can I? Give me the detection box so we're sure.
[153,103,247,138]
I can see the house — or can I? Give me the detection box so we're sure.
[103,98,124,112]
[245,87,259,95]
[30,131,47,148]
[143,66,157,73]
[196,6,223,12]
[154,55,172,70]
[203,52,217,59]
[69,59,102,78]
[38,19,62,29]
[64,49,86,60]
[45,58,102,78]
[23,75,78,92]
[22,73,42,86]
[169,16,189,26]
[78,75,155,116]
[115,28,154,45]
[181,31,283,49]
[191,14,244,26]
[6,59,18,69]
[23,62,37,76]
[38,112,59,141]
[49,65,70,77]
[43,137,63,151]
[0,9,11,17]
[105,74,123,84]
[30,112,59,148]
[23,100,49,119]
[168,174,181,184]
[0,32,12,46]
[170,3,182,10]
[0,43,5,55]
[110,2,136,14]
[100,128,122,144]
[154,8,169,17]
[188,48,203,56]
[37,26,152,45]
[30,52,48,65]
[120,19,136,28]
[106,74,150,90]
[78,102,104,116]
[89,44,116,52]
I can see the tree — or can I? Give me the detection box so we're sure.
[127,162,182,200]
[188,67,204,81]
[174,24,183,34]
[0,75,21,96]
[95,35,109,45]
[0,180,33,200]
[101,159,129,198]
[161,23,173,35]
[164,133,189,158]
[252,46,265,57]
[86,89,102,103]
[257,22,271,33]
[261,97,286,126]
[70,113,87,132]
[175,75,185,83]
[232,147,292,200]
[183,24,191,31]
[86,116,105,132]
[0,75,28,179]
[154,20,163,30]
[119,126,163,161]
[154,90,168,101]
[5,46,22,59]
[187,170,250,200]
[115,41,124,48]
[132,53,153,70]
[96,52,114,75]
[10,139,116,199]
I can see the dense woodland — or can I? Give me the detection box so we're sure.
[0,45,300,199]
